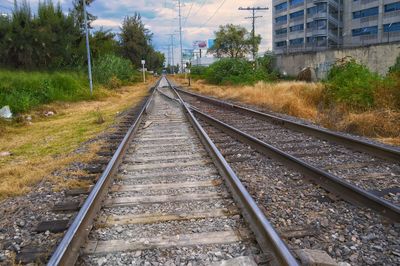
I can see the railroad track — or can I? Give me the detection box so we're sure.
[47,77,298,265]
[172,83,400,213]
[46,77,400,266]
[164,79,400,265]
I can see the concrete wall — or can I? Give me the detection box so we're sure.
[275,42,400,80]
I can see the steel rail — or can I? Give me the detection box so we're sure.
[186,105,400,222]
[47,79,161,266]
[163,78,299,266]
[173,86,400,162]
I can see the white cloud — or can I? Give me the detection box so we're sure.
[92,18,121,29]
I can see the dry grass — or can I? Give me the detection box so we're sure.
[0,80,152,200]
[179,78,324,120]
[175,77,400,146]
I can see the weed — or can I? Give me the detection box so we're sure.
[325,59,381,109]
[0,70,92,113]
[94,107,105,124]
[92,54,140,87]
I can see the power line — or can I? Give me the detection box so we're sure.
[202,0,228,27]
[183,1,194,26]
[191,0,207,17]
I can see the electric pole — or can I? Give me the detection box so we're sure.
[238,6,269,60]
[178,0,184,73]
[83,0,93,95]
[166,44,171,73]
[166,34,175,74]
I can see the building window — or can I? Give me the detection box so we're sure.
[290,10,304,19]
[289,38,304,46]
[307,19,327,30]
[306,36,327,47]
[307,3,327,15]
[275,41,287,47]
[384,22,400,32]
[275,15,287,24]
[352,7,379,19]
[275,28,288,35]
[352,26,378,36]
[290,24,304,32]
[385,2,400,12]
[289,0,304,6]
[275,2,287,11]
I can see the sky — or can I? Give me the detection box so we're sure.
[0,0,273,64]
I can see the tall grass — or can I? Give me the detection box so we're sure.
[187,79,324,120]
[178,75,400,145]
[0,70,92,113]
[92,54,141,88]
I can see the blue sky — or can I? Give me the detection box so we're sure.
[1,0,273,63]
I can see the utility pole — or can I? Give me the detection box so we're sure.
[166,34,175,74]
[166,44,171,73]
[178,0,184,73]
[238,6,269,60]
[83,0,93,95]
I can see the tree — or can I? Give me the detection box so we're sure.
[119,13,164,70]
[70,0,97,31]
[208,24,260,59]
[89,28,118,59]
[119,13,152,67]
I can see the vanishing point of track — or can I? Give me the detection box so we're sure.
[46,77,400,266]
[47,77,298,266]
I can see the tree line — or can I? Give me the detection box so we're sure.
[0,0,164,71]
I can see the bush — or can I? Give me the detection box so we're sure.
[190,66,208,77]
[0,70,91,113]
[93,54,139,88]
[325,59,381,109]
[204,58,275,85]
[389,54,400,74]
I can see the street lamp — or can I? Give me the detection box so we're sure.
[83,0,93,95]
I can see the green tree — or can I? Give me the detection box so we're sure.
[70,0,97,31]
[119,13,152,67]
[4,0,35,68]
[90,28,118,59]
[208,24,260,58]
[119,13,164,70]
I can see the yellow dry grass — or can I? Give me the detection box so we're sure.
[0,80,152,200]
[175,77,400,146]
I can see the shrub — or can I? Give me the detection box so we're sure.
[0,70,91,113]
[93,54,138,88]
[325,59,381,109]
[389,54,400,74]
[204,58,275,85]
[190,66,208,77]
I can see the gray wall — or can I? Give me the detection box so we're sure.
[275,42,400,80]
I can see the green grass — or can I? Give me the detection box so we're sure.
[0,70,93,113]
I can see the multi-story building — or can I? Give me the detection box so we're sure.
[273,0,343,53]
[343,0,400,46]
[272,0,400,53]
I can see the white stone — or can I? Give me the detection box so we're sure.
[210,256,258,266]
[0,106,12,119]
[295,249,338,266]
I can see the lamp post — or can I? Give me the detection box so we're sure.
[141,60,146,83]
[83,0,93,95]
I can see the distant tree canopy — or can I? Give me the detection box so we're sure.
[0,0,164,71]
[208,24,260,59]
[119,13,165,71]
